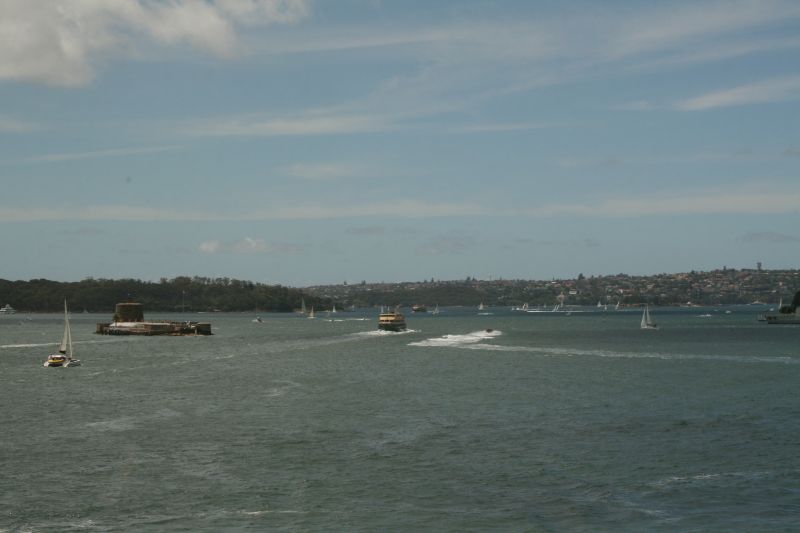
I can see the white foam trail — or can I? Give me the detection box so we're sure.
[352,329,419,338]
[450,343,797,364]
[0,342,58,349]
[409,329,501,347]
[651,470,774,488]
[0,338,137,350]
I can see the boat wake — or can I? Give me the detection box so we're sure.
[0,342,59,349]
[448,343,798,364]
[408,329,502,347]
[352,329,419,337]
[0,338,136,350]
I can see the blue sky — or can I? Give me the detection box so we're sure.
[1,0,798,286]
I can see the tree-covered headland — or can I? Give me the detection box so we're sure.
[0,276,327,313]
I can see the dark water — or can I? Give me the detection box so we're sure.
[2,307,799,531]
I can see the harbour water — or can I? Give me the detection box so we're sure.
[2,307,799,531]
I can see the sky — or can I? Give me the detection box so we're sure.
[0,0,798,286]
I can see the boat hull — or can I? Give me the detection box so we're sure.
[763,314,800,325]
[44,356,66,367]
[378,323,407,332]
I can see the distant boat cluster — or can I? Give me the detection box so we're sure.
[18,289,800,369]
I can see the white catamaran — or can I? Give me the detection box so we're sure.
[44,301,81,367]
[640,305,658,330]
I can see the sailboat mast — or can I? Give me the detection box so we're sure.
[66,300,73,358]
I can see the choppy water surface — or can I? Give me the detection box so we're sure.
[2,307,799,531]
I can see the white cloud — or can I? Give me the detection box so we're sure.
[198,237,299,254]
[0,0,309,87]
[675,75,800,110]
[198,240,222,253]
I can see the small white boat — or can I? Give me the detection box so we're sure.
[44,301,81,367]
[640,305,658,330]
[0,303,15,314]
[308,307,315,319]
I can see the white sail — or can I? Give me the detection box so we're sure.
[300,298,307,314]
[641,305,657,329]
[59,300,71,356]
[308,306,315,319]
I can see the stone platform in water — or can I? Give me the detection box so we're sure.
[95,301,212,335]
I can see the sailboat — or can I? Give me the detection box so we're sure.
[640,305,658,330]
[431,303,440,315]
[300,298,307,314]
[478,302,485,311]
[44,301,81,367]
[308,306,315,319]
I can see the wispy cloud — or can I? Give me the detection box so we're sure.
[450,121,548,133]
[0,115,41,133]
[515,237,601,248]
[185,111,397,137]
[23,145,182,163]
[416,234,474,256]
[524,189,800,218]
[198,237,300,254]
[0,200,486,222]
[345,226,386,236]
[282,162,365,180]
[675,75,800,111]
[3,184,799,223]
[738,232,799,244]
[0,0,309,87]
[612,100,656,112]
[602,1,800,60]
